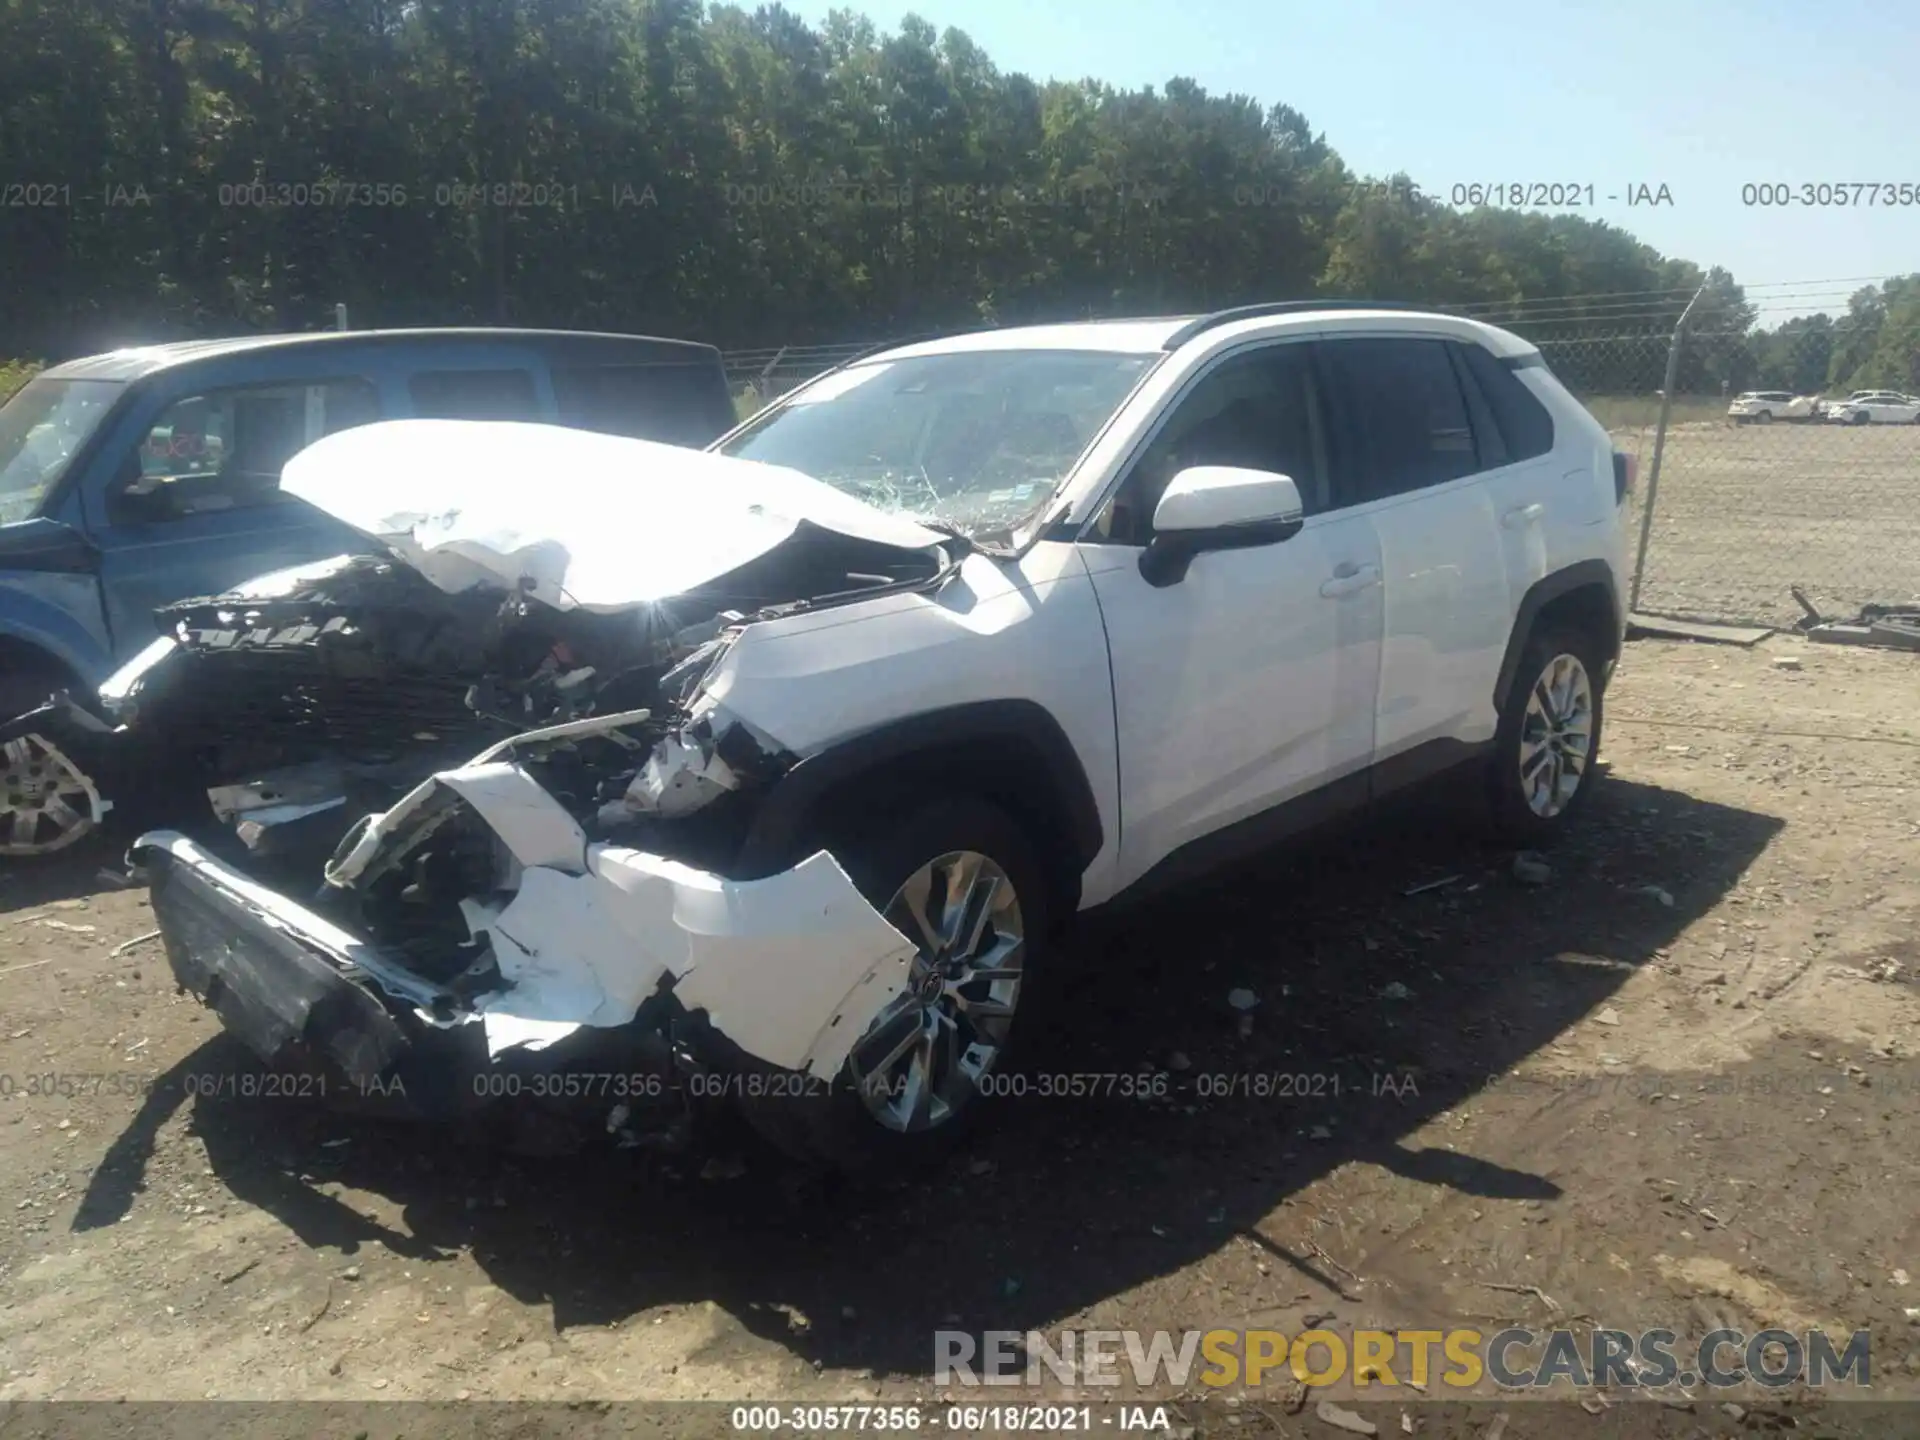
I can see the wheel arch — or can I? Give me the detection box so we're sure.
[1494,561,1623,709]
[732,699,1104,917]
[0,631,86,700]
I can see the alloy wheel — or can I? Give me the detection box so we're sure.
[1518,653,1593,819]
[0,734,99,856]
[847,849,1024,1132]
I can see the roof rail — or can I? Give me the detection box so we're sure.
[1160,299,1440,351]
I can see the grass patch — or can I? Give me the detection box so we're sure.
[0,358,43,402]
[1580,395,1733,430]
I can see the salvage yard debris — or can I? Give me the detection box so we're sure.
[1510,853,1553,886]
[1791,587,1920,652]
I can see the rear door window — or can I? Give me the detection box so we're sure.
[1317,338,1477,502]
[408,368,541,421]
[1452,342,1556,463]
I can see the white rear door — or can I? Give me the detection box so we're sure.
[1313,335,1512,763]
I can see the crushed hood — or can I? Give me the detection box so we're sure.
[280,419,948,612]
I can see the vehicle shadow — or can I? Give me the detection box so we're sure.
[0,836,133,912]
[77,770,1782,1378]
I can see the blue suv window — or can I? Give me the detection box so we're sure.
[0,377,124,524]
[408,368,540,421]
[553,362,727,445]
[111,378,380,522]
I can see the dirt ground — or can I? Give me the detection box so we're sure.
[1,633,1918,1432]
[1609,419,1920,628]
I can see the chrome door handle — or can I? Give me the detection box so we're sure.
[1319,564,1382,598]
[1502,503,1545,529]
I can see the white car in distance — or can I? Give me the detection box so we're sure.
[1727,390,1820,423]
[1823,391,1920,424]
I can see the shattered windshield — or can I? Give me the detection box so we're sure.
[0,377,125,525]
[717,349,1158,545]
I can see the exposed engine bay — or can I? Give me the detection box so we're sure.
[99,421,965,1147]
[112,512,943,865]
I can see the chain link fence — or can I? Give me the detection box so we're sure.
[1546,320,1920,628]
[725,317,1920,629]
[723,342,873,415]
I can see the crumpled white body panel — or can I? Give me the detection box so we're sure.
[440,761,587,874]
[329,717,915,1077]
[279,419,945,611]
[324,706,656,887]
[593,846,914,1077]
[465,845,914,1077]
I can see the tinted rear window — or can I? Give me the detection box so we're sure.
[1455,342,1555,462]
[409,369,540,421]
[1317,337,1477,501]
[552,361,731,446]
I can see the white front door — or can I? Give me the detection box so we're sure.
[1077,340,1384,891]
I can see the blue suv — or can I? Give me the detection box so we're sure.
[0,327,736,855]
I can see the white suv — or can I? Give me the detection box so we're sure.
[128,302,1631,1168]
[1727,390,1818,423]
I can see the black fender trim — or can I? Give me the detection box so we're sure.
[733,699,1104,879]
[1493,559,1623,708]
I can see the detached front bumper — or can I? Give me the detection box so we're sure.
[137,832,505,1117]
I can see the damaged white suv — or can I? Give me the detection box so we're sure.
[125,302,1631,1168]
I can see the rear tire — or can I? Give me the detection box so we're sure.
[1487,626,1606,848]
[738,795,1054,1174]
[1754,410,1772,424]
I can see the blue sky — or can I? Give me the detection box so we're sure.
[772,0,1919,320]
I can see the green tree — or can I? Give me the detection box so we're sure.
[0,0,1855,366]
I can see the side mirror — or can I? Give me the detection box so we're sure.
[104,453,179,526]
[1140,465,1305,588]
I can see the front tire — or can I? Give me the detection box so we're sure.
[0,672,103,859]
[0,733,101,858]
[739,795,1053,1173]
[1487,627,1605,847]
